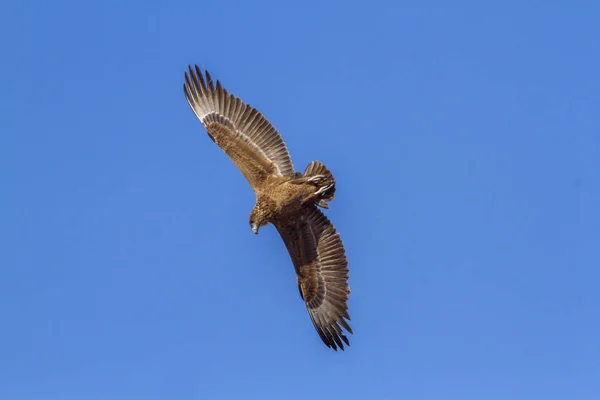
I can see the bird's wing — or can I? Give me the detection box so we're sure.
[184,65,295,190]
[275,207,352,350]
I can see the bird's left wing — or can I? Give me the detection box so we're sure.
[274,207,352,350]
[184,65,296,190]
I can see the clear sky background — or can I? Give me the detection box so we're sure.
[1,1,599,399]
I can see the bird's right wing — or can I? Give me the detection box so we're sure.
[184,65,296,190]
[275,207,352,350]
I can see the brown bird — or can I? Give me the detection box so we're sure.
[183,65,352,350]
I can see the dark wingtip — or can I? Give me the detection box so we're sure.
[341,334,350,347]
[205,69,214,90]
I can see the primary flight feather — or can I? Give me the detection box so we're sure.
[183,65,352,350]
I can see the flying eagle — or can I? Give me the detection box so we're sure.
[183,65,352,350]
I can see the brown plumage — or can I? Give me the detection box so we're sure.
[183,65,352,350]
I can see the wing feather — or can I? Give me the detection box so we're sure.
[275,207,352,350]
[184,65,296,186]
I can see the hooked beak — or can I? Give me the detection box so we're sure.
[251,222,259,234]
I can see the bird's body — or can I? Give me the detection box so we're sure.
[183,65,352,350]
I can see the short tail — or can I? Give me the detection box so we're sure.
[303,161,336,205]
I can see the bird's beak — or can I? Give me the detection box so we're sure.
[251,222,259,234]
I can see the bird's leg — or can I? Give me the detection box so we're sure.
[299,190,329,209]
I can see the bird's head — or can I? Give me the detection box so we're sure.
[249,202,274,235]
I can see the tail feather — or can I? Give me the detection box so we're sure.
[303,161,336,204]
[304,161,331,177]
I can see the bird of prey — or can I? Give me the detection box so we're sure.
[183,65,352,350]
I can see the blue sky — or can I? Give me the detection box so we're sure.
[2,1,599,399]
